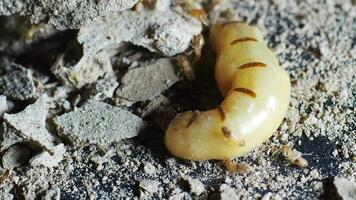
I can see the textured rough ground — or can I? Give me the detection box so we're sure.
[0,0,138,29]
[0,0,355,199]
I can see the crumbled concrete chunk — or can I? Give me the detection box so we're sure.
[0,0,139,29]
[0,65,39,101]
[333,177,356,200]
[116,58,181,104]
[140,95,169,118]
[51,50,113,88]
[219,184,238,200]
[2,95,56,151]
[0,180,13,200]
[0,122,23,152]
[30,144,66,168]
[0,95,7,116]
[143,162,156,175]
[168,192,191,200]
[185,177,205,196]
[139,179,160,193]
[40,187,60,200]
[54,100,146,147]
[84,77,119,101]
[78,1,202,57]
[2,144,32,169]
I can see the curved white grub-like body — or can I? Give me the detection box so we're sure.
[165,22,291,160]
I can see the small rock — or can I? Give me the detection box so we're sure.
[2,95,57,152]
[140,95,169,118]
[79,5,202,57]
[139,179,160,193]
[143,162,156,175]
[51,49,113,88]
[84,77,119,101]
[30,144,66,168]
[54,100,146,147]
[0,65,40,101]
[2,144,32,169]
[115,58,181,104]
[219,184,238,200]
[40,187,60,200]
[333,177,356,200]
[185,177,205,196]
[0,0,139,29]
[0,95,8,116]
[310,169,319,178]
[168,192,191,200]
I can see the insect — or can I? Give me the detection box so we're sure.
[164,22,291,160]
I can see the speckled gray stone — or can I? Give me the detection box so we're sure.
[78,3,202,57]
[84,77,119,101]
[0,65,39,101]
[51,49,113,88]
[2,95,56,151]
[0,0,139,29]
[54,100,146,147]
[115,58,181,104]
[0,95,7,116]
[2,144,32,169]
[30,144,66,168]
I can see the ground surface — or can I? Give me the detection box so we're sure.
[0,0,355,199]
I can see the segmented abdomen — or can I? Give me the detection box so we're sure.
[165,22,291,160]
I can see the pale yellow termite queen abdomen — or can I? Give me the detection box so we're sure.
[164,22,291,160]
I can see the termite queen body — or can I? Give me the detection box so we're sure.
[164,22,291,161]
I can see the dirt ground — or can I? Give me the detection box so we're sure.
[0,0,355,199]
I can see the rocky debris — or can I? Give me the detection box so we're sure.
[40,187,60,200]
[54,100,146,147]
[30,144,66,168]
[334,177,356,200]
[323,177,356,200]
[2,144,32,169]
[0,122,23,152]
[1,95,57,152]
[140,95,170,118]
[185,177,205,196]
[139,179,160,194]
[78,1,201,57]
[51,49,114,88]
[143,162,156,175]
[0,95,7,116]
[168,192,191,200]
[0,0,139,29]
[84,77,119,101]
[50,0,200,88]
[0,16,61,56]
[0,179,13,200]
[0,64,40,101]
[219,184,238,200]
[115,58,181,105]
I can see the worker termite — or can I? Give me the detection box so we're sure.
[165,22,291,160]
[273,145,308,168]
[177,34,205,81]
[177,54,195,81]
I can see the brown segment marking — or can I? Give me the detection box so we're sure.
[221,20,244,27]
[187,110,199,128]
[221,126,235,139]
[233,88,257,98]
[217,106,226,121]
[238,62,267,69]
[230,37,258,46]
